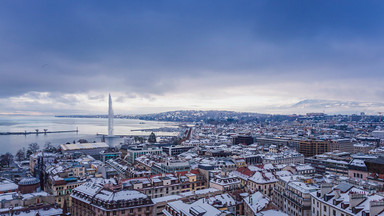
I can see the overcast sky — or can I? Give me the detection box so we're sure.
[1,1,384,115]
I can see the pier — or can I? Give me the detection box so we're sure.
[0,129,79,136]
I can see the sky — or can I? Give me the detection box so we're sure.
[1,1,384,115]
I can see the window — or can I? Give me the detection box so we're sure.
[333,210,336,216]
[324,206,327,212]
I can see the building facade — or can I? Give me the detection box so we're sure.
[124,146,163,164]
[273,176,318,216]
[71,181,154,216]
[299,140,330,157]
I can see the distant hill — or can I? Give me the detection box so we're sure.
[56,110,272,123]
[56,109,380,124]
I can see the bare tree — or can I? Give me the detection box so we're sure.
[44,142,52,150]
[134,136,144,143]
[15,148,25,161]
[44,142,57,153]
[0,153,13,167]
[26,149,33,158]
[28,143,40,153]
[78,139,88,143]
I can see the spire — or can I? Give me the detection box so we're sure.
[108,94,114,136]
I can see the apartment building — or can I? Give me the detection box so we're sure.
[45,175,86,208]
[299,140,330,157]
[273,175,318,216]
[122,170,206,199]
[263,152,304,165]
[124,146,163,164]
[71,181,154,216]
[311,182,384,216]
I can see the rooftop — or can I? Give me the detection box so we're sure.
[60,142,109,151]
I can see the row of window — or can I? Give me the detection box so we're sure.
[312,199,345,216]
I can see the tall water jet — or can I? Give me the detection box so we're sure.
[108,94,114,136]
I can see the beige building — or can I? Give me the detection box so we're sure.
[46,176,85,208]
[71,181,154,216]
[122,170,207,199]
[273,175,318,216]
[29,152,58,175]
[210,171,241,191]
[151,188,222,216]
[247,171,278,197]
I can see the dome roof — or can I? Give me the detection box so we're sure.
[18,177,40,186]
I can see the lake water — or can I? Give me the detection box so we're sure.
[0,116,179,154]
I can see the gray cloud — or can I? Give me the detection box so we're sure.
[0,1,384,114]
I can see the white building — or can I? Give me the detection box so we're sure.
[263,153,304,165]
[243,191,270,215]
[210,172,241,191]
[311,182,384,216]
[60,142,109,159]
[163,199,221,216]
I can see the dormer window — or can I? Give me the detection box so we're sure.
[333,199,342,206]
[352,207,363,214]
[341,203,349,209]
[324,194,334,202]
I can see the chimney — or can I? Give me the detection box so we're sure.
[320,183,333,198]
[349,192,366,210]
[370,200,384,216]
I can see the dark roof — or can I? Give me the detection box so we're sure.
[18,177,40,186]
[335,182,354,193]
[365,157,384,165]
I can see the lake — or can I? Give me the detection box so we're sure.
[0,116,179,154]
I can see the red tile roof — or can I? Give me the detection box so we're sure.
[236,167,255,177]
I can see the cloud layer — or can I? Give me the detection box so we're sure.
[0,1,384,114]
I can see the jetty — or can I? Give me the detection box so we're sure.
[0,129,78,136]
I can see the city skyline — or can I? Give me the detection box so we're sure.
[1,1,384,115]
